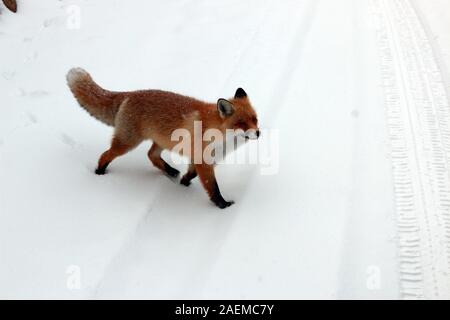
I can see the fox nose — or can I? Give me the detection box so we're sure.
[256,130,261,139]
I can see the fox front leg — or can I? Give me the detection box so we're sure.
[195,164,234,209]
[180,163,197,187]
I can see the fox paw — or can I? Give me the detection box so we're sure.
[95,168,107,175]
[180,177,192,187]
[216,200,235,209]
[164,163,180,178]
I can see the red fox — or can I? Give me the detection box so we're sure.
[67,68,260,209]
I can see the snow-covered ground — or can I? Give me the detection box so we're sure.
[1,0,449,299]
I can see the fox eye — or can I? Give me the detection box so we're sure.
[252,117,258,124]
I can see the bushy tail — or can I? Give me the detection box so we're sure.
[67,68,121,126]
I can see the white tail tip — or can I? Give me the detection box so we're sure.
[66,68,89,87]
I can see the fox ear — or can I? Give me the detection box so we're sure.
[234,88,247,99]
[217,99,235,118]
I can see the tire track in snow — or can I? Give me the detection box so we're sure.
[370,0,450,299]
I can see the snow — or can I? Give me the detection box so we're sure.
[0,0,449,299]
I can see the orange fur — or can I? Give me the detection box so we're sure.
[67,68,260,208]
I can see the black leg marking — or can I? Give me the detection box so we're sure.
[95,162,110,175]
[211,181,234,209]
[180,170,197,187]
[163,162,180,178]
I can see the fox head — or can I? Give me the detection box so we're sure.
[217,88,260,140]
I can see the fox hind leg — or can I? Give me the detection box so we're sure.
[148,143,180,178]
[96,136,141,175]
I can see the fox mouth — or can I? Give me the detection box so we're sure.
[245,130,261,140]
[245,135,260,141]
[233,129,260,141]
